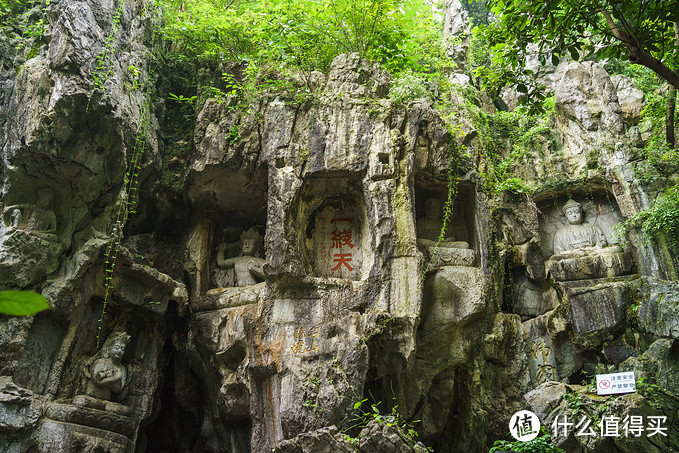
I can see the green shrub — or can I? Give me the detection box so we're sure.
[389,71,432,105]
[630,184,679,247]
[489,427,565,453]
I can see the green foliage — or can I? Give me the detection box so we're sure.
[477,0,679,111]
[490,426,565,453]
[467,23,493,73]
[461,0,491,27]
[637,376,664,410]
[604,61,679,165]
[627,184,679,247]
[156,0,448,98]
[0,0,33,26]
[0,291,50,316]
[467,98,554,194]
[497,177,534,195]
[91,0,126,93]
[564,392,588,419]
[389,71,432,105]
[168,92,197,104]
[345,398,428,449]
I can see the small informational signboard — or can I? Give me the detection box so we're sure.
[596,371,636,396]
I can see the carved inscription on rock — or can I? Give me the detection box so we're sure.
[529,338,557,385]
[313,208,361,280]
[290,325,319,354]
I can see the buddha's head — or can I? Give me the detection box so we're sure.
[563,199,584,225]
[240,228,263,256]
[105,332,130,361]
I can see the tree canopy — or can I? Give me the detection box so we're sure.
[159,0,446,74]
[478,0,679,99]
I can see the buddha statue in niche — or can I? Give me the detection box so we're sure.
[546,199,630,281]
[73,331,131,415]
[551,199,620,259]
[216,228,265,286]
[417,198,475,267]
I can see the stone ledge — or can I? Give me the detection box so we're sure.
[546,249,634,281]
[44,403,135,438]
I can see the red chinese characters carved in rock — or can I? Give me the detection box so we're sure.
[330,218,354,272]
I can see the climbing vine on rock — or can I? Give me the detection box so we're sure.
[90,0,155,345]
[99,93,152,344]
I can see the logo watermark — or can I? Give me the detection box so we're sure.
[509,410,540,441]
[552,414,667,438]
[509,410,668,442]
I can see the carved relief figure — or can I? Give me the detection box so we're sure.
[417,198,475,266]
[74,331,131,415]
[216,228,265,286]
[546,199,632,281]
[552,199,607,256]
[2,188,57,240]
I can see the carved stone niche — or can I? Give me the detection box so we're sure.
[415,182,478,268]
[184,165,268,298]
[210,225,266,290]
[302,196,368,281]
[538,195,634,281]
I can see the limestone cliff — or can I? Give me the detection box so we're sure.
[0,0,678,452]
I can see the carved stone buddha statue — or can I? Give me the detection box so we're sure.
[417,198,475,267]
[73,331,131,415]
[552,199,608,258]
[215,228,265,287]
[546,199,631,281]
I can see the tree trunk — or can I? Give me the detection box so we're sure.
[667,87,676,148]
[601,11,679,90]
[670,22,679,148]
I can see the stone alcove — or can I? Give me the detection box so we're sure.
[305,196,367,280]
[537,192,635,282]
[538,194,625,258]
[414,180,479,266]
[210,216,267,291]
[183,166,268,294]
[297,177,370,281]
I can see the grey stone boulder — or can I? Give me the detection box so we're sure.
[611,74,644,120]
[639,277,679,339]
[272,425,357,453]
[0,376,41,431]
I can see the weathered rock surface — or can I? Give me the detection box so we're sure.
[0,0,678,451]
[611,74,644,120]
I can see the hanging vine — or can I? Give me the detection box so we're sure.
[98,94,151,345]
[417,143,460,291]
[89,0,155,345]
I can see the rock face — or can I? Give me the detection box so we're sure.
[0,1,678,452]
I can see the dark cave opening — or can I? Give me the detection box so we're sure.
[138,302,203,452]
